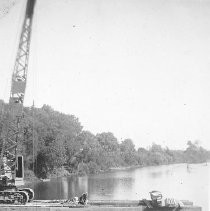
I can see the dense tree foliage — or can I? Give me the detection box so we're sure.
[0,101,209,179]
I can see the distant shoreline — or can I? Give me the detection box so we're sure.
[109,161,208,172]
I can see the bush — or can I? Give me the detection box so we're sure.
[50,167,71,178]
[77,162,89,176]
[24,170,38,181]
[87,161,100,174]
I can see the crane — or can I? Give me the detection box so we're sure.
[0,0,36,204]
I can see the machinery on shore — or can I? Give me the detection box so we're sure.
[0,0,36,204]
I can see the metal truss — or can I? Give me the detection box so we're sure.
[0,0,36,184]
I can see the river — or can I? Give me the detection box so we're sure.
[26,163,209,211]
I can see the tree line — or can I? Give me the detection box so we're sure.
[0,101,209,179]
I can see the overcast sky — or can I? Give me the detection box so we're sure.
[0,0,210,150]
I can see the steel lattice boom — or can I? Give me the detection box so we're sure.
[0,0,36,185]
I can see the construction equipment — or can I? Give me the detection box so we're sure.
[0,0,36,204]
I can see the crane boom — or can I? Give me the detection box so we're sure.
[0,0,36,204]
[11,0,36,108]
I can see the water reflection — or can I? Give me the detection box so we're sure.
[62,177,68,199]
[26,163,209,211]
[88,175,134,200]
[78,176,88,194]
[149,171,163,178]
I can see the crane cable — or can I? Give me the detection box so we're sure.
[32,100,38,209]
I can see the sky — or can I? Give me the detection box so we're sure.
[0,0,210,150]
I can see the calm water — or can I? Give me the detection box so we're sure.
[26,163,209,211]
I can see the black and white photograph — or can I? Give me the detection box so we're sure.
[0,0,209,210]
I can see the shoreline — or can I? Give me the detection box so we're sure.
[25,161,209,184]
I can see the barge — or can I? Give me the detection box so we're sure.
[0,200,202,211]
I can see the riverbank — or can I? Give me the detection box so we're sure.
[108,161,202,172]
[25,161,208,182]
